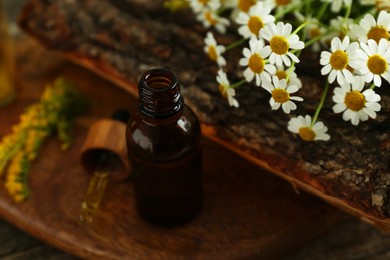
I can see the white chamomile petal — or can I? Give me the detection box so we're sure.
[197,10,230,33]
[287,115,330,141]
[332,76,381,125]
[216,70,240,107]
[261,76,303,114]
[356,11,390,43]
[261,22,304,67]
[236,2,275,39]
[240,39,276,86]
[203,32,226,67]
[321,36,361,84]
[189,0,220,12]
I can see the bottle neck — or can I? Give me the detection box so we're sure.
[138,68,184,120]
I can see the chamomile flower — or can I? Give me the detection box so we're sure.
[261,76,303,114]
[274,64,302,88]
[355,38,390,86]
[361,0,390,9]
[306,19,327,52]
[216,70,239,107]
[353,10,390,43]
[332,76,381,125]
[293,14,326,51]
[188,0,220,13]
[239,38,276,86]
[204,32,226,67]
[197,9,230,34]
[320,36,359,85]
[236,2,275,39]
[322,16,356,42]
[376,0,390,11]
[221,0,257,22]
[287,115,330,141]
[233,0,257,13]
[320,0,352,13]
[221,0,237,8]
[260,22,305,67]
[265,0,300,12]
[360,0,390,12]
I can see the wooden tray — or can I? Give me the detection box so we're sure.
[0,39,346,259]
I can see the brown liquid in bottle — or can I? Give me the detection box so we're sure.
[126,68,202,226]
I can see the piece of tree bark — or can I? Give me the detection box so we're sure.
[18,0,390,230]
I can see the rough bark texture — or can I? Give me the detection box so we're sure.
[18,0,390,220]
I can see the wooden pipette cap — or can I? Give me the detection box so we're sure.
[80,110,131,182]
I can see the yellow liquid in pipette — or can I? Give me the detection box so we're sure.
[79,171,110,224]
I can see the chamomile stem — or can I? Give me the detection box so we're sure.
[304,34,324,48]
[275,3,301,20]
[316,2,329,20]
[226,38,247,51]
[217,7,227,16]
[286,62,296,82]
[370,83,376,89]
[344,1,352,21]
[292,21,310,36]
[230,79,247,89]
[311,81,330,127]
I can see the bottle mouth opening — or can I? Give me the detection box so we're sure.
[142,68,178,93]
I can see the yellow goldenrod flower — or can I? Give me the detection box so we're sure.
[0,77,85,202]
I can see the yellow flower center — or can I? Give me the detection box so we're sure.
[248,53,265,73]
[270,36,289,55]
[205,11,217,25]
[248,16,264,35]
[272,88,289,103]
[218,84,227,98]
[198,0,209,4]
[344,90,365,111]
[275,0,291,6]
[330,50,349,70]
[367,26,389,43]
[238,0,256,12]
[275,70,287,80]
[208,46,218,61]
[377,1,390,12]
[367,54,388,75]
[309,27,321,39]
[298,127,316,141]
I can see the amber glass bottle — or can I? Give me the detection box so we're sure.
[126,68,202,226]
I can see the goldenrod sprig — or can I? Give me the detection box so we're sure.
[0,78,86,202]
[56,116,72,150]
[0,131,27,175]
[5,151,30,203]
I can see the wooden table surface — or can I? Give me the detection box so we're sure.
[2,215,390,260]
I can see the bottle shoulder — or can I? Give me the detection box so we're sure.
[126,106,201,162]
